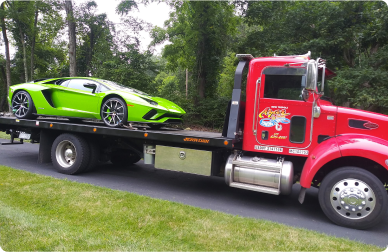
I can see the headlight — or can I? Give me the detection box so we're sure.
[140,97,158,106]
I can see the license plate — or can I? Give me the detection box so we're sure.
[19,132,31,140]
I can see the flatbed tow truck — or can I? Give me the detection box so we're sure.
[1,52,387,230]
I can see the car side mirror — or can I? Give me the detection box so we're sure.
[83,83,97,93]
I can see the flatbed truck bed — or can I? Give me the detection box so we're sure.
[0,116,233,149]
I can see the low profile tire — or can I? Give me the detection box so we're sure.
[11,91,37,119]
[111,149,141,166]
[51,133,90,175]
[101,97,127,128]
[318,167,388,229]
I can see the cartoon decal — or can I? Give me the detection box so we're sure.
[259,106,290,131]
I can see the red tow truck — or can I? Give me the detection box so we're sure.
[0,52,387,229]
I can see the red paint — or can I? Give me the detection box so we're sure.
[241,53,388,188]
[363,122,379,129]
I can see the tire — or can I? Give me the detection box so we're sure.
[111,149,141,166]
[51,133,90,175]
[318,167,388,229]
[84,140,100,172]
[101,97,127,128]
[11,91,36,119]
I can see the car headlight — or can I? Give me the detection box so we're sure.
[140,97,158,106]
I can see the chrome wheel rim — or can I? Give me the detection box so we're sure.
[102,99,125,126]
[56,140,77,168]
[12,92,29,117]
[330,178,376,219]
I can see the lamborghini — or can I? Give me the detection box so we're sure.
[8,77,186,128]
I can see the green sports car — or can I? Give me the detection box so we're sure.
[8,77,186,128]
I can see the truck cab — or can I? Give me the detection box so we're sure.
[225,52,388,229]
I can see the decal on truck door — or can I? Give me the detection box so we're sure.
[259,106,291,131]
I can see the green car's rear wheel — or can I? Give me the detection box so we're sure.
[12,91,36,119]
[101,98,128,128]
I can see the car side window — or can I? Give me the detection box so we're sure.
[67,79,97,92]
[60,80,70,87]
[99,85,110,92]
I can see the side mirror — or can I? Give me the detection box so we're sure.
[321,65,325,94]
[83,83,97,93]
[306,60,317,91]
[301,88,309,102]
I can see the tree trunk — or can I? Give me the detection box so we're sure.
[1,2,12,112]
[0,65,7,111]
[30,4,39,81]
[19,28,29,82]
[65,0,77,77]
[185,68,188,98]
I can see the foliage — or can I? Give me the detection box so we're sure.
[152,1,238,99]
[93,44,158,94]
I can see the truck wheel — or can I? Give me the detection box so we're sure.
[111,149,141,166]
[51,133,90,175]
[318,167,388,229]
[84,141,100,172]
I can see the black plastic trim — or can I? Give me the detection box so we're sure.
[41,90,55,108]
[349,119,368,130]
[143,109,158,120]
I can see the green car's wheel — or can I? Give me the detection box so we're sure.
[11,91,36,119]
[101,97,128,128]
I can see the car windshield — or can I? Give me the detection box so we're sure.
[100,79,149,96]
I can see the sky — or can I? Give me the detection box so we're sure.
[91,0,172,54]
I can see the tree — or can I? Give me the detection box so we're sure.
[0,1,12,112]
[65,0,77,77]
[151,1,237,100]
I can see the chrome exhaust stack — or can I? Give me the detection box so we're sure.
[225,153,294,195]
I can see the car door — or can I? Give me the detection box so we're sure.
[254,67,313,154]
[52,79,101,118]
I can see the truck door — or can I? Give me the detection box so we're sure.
[253,67,313,153]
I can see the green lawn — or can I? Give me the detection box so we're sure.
[0,165,381,251]
[0,131,9,139]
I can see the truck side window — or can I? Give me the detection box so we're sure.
[262,67,306,100]
[264,75,304,100]
[289,116,306,143]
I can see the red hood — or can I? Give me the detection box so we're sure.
[335,106,388,139]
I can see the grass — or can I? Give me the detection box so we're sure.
[0,131,31,143]
[0,131,9,139]
[0,165,382,251]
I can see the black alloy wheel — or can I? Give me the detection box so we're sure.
[101,98,128,128]
[11,91,36,119]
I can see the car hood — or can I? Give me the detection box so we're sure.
[152,97,186,114]
[118,89,185,114]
